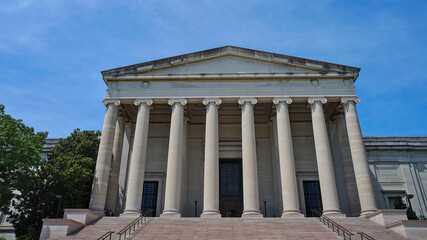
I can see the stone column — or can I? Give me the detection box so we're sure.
[336,112,361,216]
[201,98,222,218]
[89,99,120,214]
[105,116,125,212]
[341,97,378,215]
[238,98,263,218]
[273,97,303,217]
[116,122,132,214]
[308,97,342,216]
[161,98,187,218]
[123,99,153,215]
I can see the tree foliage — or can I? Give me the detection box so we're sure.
[6,129,100,240]
[0,104,47,210]
[46,129,100,209]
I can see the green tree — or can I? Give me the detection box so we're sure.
[6,129,100,240]
[46,129,101,209]
[0,104,47,210]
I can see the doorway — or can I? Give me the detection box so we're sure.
[141,181,158,217]
[219,159,243,217]
[303,180,323,217]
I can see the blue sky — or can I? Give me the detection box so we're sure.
[1,0,426,137]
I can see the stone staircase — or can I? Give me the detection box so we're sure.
[49,217,136,240]
[48,216,419,240]
[132,218,341,240]
[333,217,406,240]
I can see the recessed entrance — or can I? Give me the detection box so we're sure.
[219,159,243,217]
[303,180,323,217]
[142,181,158,217]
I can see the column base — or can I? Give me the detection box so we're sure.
[281,210,304,218]
[242,210,263,218]
[323,209,346,218]
[160,210,181,218]
[120,210,141,218]
[201,210,221,218]
[88,207,104,216]
[360,208,379,216]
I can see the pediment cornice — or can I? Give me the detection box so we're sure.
[101,46,360,84]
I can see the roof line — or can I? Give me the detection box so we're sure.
[100,45,361,76]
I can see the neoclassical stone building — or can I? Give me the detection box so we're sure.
[87,46,426,219]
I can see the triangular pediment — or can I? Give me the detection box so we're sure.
[101,46,360,81]
[136,56,319,75]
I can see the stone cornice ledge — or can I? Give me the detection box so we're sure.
[238,97,257,105]
[307,97,327,104]
[272,97,292,104]
[168,98,187,106]
[202,98,222,105]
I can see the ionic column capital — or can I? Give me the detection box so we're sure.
[238,97,257,105]
[307,97,327,105]
[273,97,292,105]
[341,96,360,104]
[168,98,187,106]
[134,98,153,106]
[202,98,222,105]
[102,99,121,106]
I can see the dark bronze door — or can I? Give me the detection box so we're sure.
[220,159,243,217]
[141,181,158,217]
[303,180,323,217]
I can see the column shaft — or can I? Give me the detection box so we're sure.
[201,98,221,218]
[342,98,378,215]
[123,99,152,215]
[273,98,303,217]
[309,97,342,216]
[239,98,262,218]
[89,100,120,213]
[336,113,361,216]
[161,98,187,217]
[105,116,125,213]
[116,122,132,214]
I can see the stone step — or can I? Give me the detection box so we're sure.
[49,217,137,240]
[133,218,341,240]
[50,216,409,240]
[333,217,406,240]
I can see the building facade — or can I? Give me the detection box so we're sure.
[86,46,427,219]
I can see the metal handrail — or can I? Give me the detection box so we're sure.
[98,231,114,240]
[357,232,375,240]
[117,209,154,240]
[311,209,354,240]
